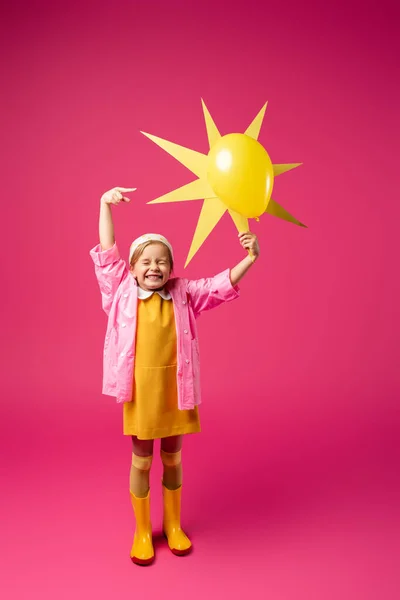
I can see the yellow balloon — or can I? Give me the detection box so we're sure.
[207,133,274,218]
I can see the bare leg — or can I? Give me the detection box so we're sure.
[161,435,183,490]
[130,436,154,498]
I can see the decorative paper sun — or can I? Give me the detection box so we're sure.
[141,100,305,267]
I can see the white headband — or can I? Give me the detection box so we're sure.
[129,234,174,263]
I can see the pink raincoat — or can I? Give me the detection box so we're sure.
[90,243,240,409]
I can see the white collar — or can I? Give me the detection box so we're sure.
[137,286,171,300]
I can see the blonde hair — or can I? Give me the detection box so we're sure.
[129,240,174,272]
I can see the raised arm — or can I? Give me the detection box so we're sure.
[229,232,260,287]
[185,232,260,316]
[99,186,136,250]
[90,186,136,315]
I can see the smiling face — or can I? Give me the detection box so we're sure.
[130,241,172,291]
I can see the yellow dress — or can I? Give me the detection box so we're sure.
[123,293,201,440]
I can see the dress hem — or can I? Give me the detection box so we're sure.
[123,424,201,440]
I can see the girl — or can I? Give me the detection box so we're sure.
[90,186,260,565]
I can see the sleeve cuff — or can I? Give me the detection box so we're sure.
[213,269,240,300]
[89,242,121,267]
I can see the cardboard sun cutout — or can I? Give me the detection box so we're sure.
[141,100,306,267]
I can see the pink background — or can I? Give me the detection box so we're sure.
[1,1,399,598]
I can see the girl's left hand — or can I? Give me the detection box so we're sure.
[238,231,260,261]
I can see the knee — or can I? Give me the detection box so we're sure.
[160,449,182,468]
[132,453,153,471]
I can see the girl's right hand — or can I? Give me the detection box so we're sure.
[100,187,137,206]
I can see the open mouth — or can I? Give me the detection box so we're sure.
[146,275,163,281]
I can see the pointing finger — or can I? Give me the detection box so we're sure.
[115,187,137,192]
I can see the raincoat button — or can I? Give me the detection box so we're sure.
[123,293,128,298]
[185,359,190,364]
[184,329,188,334]
[122,323,126,328]
[182,300,186,305]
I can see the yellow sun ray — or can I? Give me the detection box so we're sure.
[201,98,221,147]
[142,100,305,266]
[244,102,268,140]
[266,199,307,227]
[185,198,227,267]
[182,102,224,259]
[140,131,208,179]
[148,178,215,204]
[273,163,302,176]
[228,210,249,234]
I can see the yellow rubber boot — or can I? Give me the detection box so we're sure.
[162,484,192,556]
[130,490,155,565]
